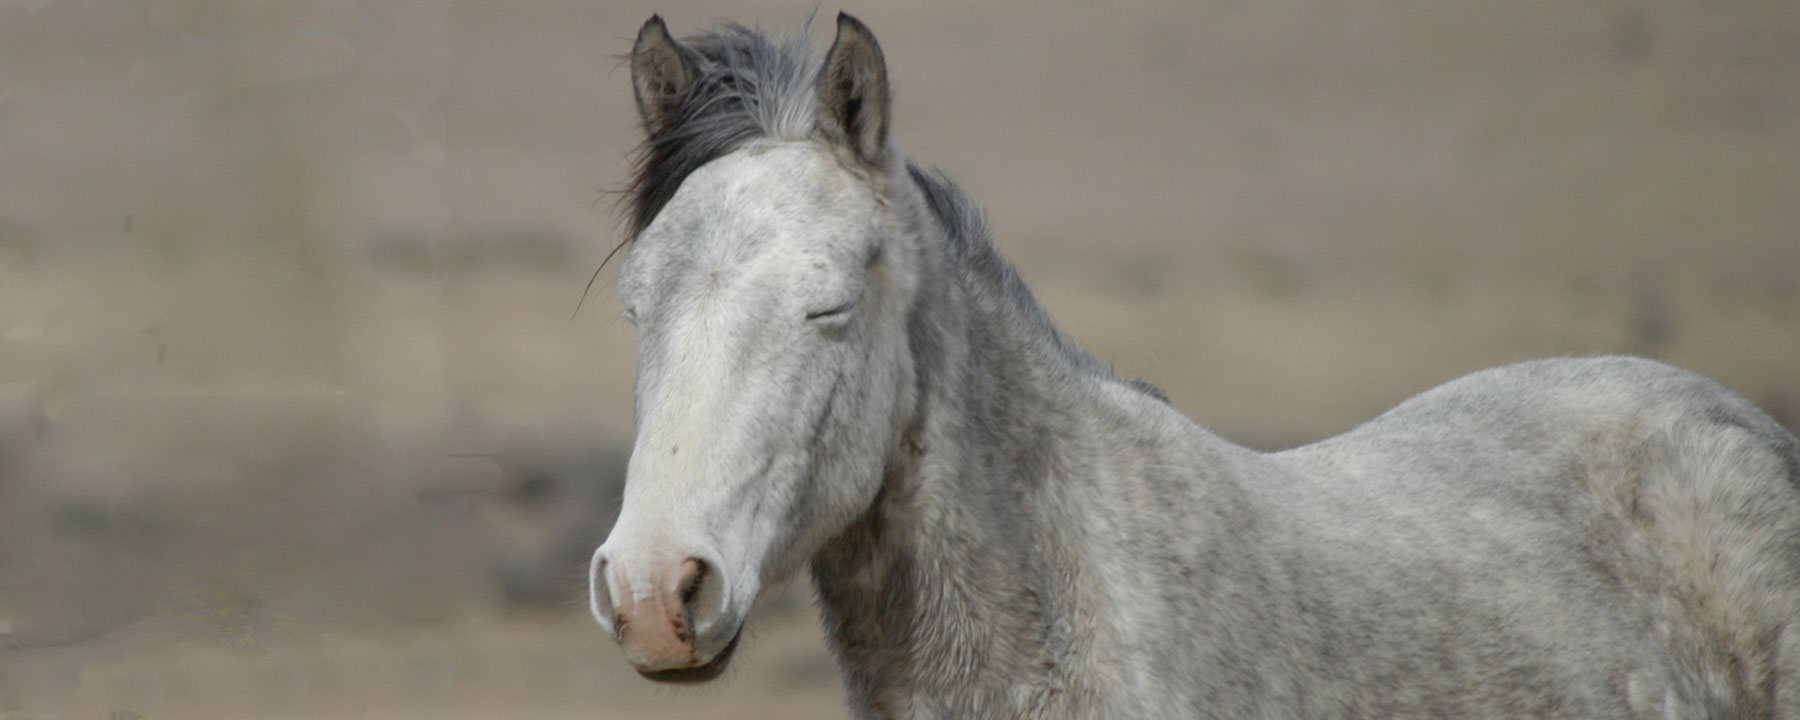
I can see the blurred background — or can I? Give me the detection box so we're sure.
[1,1,1796,717]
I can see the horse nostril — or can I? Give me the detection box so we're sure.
[589,553,621,638]
[677,557,706,604]
[677,556,725,636]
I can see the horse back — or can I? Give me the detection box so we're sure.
[1265,355,1800,717]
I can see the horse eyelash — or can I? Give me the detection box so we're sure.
[805,302,855,322]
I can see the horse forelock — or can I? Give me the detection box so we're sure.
[624,21,820,237]
[613,20,1165,405]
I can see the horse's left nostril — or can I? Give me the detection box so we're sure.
[678,557,706,604]
[677,556,726,637]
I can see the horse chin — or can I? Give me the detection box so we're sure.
[633,627,744,685]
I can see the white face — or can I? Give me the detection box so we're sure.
[590,141,915,679]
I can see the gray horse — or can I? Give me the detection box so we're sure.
[587,13,1800,718]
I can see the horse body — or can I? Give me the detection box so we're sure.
[1260,358,1800,717]
[589,14,1800,718]
[819,174,1800,717]
[821,313,1800,718]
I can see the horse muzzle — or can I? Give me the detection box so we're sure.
[590,547,744,682]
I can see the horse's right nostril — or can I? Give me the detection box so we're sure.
[589,553,620,638]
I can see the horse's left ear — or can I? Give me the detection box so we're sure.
[817,12,890,166]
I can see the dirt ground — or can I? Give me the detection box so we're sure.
[1,1,1797,718]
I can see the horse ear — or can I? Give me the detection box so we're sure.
[631,15,700,132]
[817,12,891,165]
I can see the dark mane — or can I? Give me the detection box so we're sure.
[906,162,1170,404]
[625,22,818,237]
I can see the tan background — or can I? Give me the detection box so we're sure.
[2,1,1797,718]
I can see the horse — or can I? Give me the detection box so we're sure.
[587,13,1800,718]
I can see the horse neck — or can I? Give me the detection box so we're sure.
[808,192,1134,712]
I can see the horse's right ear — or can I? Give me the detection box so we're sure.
[631,15,700,132]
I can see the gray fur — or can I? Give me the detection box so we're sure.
[597,15,1800,719]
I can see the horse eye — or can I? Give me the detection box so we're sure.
[622,307,638,324]
[805,302,855,324]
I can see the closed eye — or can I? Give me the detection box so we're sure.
[805,302,855,323]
